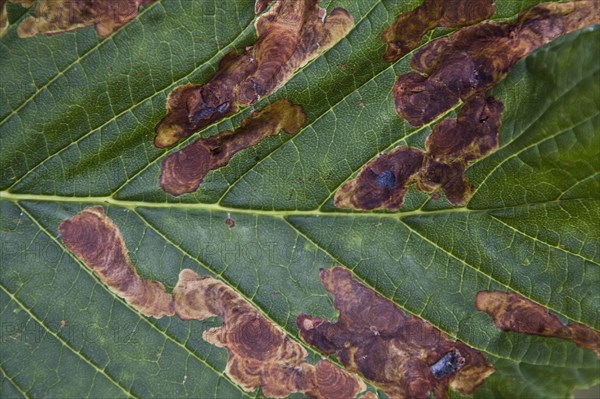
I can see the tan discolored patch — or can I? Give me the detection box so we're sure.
[394,1,600,126]
[381,0,495,63]
[154,0,353,148]
[358,392,378,399]
[335,95,503,210]
[476,291,600,357]
[297,266,494,399]
[60,208,366,398]
[159,99,306,196]
[16,0,155,38]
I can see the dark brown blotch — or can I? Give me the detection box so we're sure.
[334,146,425,211]
[476,290,600,357]
[159,99,306,196]
[298,266,495,399]
[229,315,285,361]
[155,0,353,148]
[16,0,155,38]
[426,95,503,162]
[394,1,600,126]
[381,0,495,63]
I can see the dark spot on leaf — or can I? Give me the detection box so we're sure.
[297,266,495,399]
[60,208,367,398]
[16,0,155,38]
[226,216,235,229]
[375,170,396,189]
[154,0,354,148]
[431,349,466,380]
[393,1,600,126]
[159,99,306,196]
[476,290,600,358]
[190,101,231,126]
[381,0,495,63]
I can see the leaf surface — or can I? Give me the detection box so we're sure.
[1,1,598,398]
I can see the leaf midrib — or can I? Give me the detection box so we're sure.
[3,190,598,323]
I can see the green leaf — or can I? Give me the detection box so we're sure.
[1,1,598,398]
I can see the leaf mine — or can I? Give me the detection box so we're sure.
[476,290,600,358]
[297,266,495,399]
[334,146,425,211]
[381,0,495,63]
[160,99,306,196]
[334,95,503,210]
[154,0,354,148]
[15,0,155,38]
[59,208,367,399]
[59,206,175,318]
[393,0,600,126]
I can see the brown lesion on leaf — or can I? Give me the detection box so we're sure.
[60,208,366,399]
[381,0,495,63]
[159,99,306,196]
[297,266,495,399]
[58,206,175,318]
[334,146,425,211]
[154,0,354,148]
[394,1,600,126]
[335,95,503,210]
[476,290,600,358]
[15,0,155,38]
[418,95,503,205]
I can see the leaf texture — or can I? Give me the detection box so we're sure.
[1,0,598,398]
